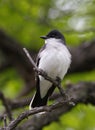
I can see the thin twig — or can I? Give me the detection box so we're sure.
[3,115,7,128]
[23,48,38,70]
[0,92,13,121]
[23,48,67,99]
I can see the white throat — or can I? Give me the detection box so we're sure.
[45,38,62,45]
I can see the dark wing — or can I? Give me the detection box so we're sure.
[35,44,47,87]
[36,44,47,66]
[30,44,56,108]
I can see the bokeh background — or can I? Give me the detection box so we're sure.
[0,0,95,130]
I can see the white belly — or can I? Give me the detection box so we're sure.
[38,41,71,98]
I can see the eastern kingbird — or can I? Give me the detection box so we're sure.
[29,30,71,109]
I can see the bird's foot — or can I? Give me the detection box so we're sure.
[56,76,61,85]
[39,69,47,77]
[56,76,69,101]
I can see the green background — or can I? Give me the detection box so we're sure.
[0,0,95,129]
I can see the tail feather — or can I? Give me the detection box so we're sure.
[29,85,55,109]
[29,91,48,109]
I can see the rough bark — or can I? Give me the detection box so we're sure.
[16,82,95,130]
[69,40,95,73]
[0,82,95,130]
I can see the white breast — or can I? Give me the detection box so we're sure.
[38,38,71,98]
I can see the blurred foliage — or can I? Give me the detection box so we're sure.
[0,0,95,129]
[64,70,95,84]
[44,104,95,130]
[0,0,95,49]
[0,68,24,98]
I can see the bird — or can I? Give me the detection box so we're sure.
[29,29,71,109]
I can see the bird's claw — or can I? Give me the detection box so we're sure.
[56,76,61,84]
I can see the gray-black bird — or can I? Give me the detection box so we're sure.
[29,29,71,109]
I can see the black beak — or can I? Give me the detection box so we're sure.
[40,36,47,39]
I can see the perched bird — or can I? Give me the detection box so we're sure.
[29,30,71,109]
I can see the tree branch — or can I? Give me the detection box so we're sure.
[69,39,95,73]
[0,92,13,121]
[4,101,73,130]
[14,82,95,130]
[0,82,95,130]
